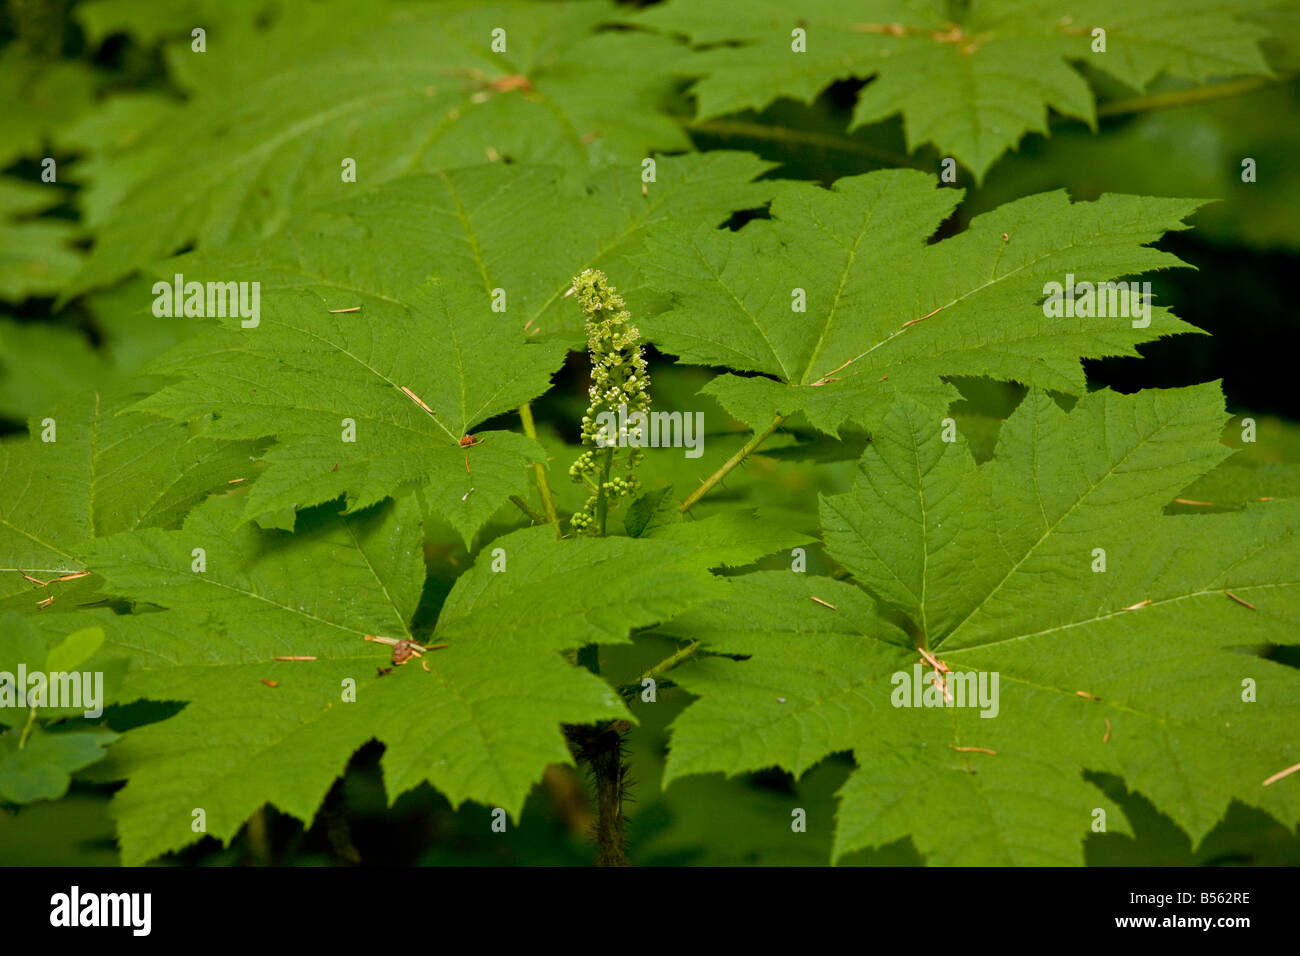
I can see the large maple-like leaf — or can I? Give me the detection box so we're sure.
[66,0,694,297]
[56,493,802,863]
[133,280,560,545]
[639,169,1203,435]
[126,155,777,541]
[0,389,255,604]
[659,384,1300,864]
[633,0,1274,181]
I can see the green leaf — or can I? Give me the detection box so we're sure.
[0,725,118,804]
[72,492,797,864]
[0,179,82,302]
[634,0,1274,180]
[640,170,1204,433]
[67,0,696,296]
[662,385,1300,863]
[125,155,777,543]
[0,389,255,602]
[132,282,558,546]
[151,152,777,339]
[44,627,106,674]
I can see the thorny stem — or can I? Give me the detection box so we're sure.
[568,721,631,866]
[590,737,628,867]
[679,414,786,513]
[518,402,562,538]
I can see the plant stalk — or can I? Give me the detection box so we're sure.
[679,414,785,513]
[594,446,614,535]
[1096,75,1290,118]
[518,402,562,537]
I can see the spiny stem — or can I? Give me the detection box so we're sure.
[591,740,628,867]
[518,402,561,538]
[567,721,631,867]
[679,414,786,513]
[1096,75,1291,118]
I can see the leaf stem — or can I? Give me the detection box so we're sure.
[17,707,36,749]
[680,117,926,170]
[518,402,562,538]
[679,414,785,513]
[1095,75,1291,118]
[508,494,544,524]
[618,640,701,697]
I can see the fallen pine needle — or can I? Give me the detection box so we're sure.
[948,744,997,755]
[809,596,837,610]
[1173,497,1213,506]
[260,679,279,688]
[400,385,436,416]
[50,570,91,583]
[1263,761,1300,787]
[1226,591,1256,610]
[274,656,317,661]
[228,478,246,485]
[328,306,361,313]
[918,646,951,674]
[1103,718,1112,744]
[901,305,943,328]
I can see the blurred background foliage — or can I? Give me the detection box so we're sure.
[0,0,1297,865]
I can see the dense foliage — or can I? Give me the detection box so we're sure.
[1,0,1298,867]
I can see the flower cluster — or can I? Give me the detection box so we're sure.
[567,269,649,533]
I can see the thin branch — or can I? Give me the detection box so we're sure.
[680,414,786,513]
